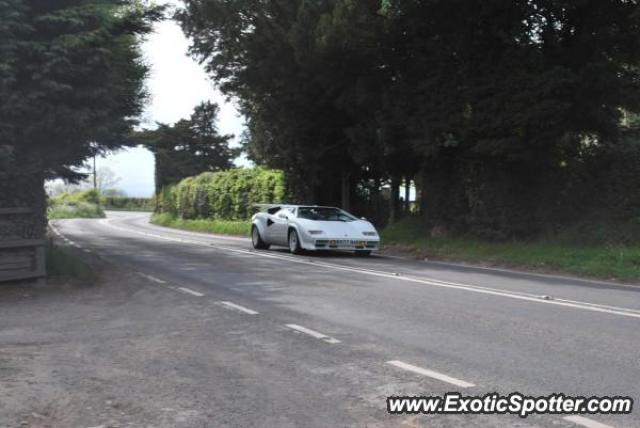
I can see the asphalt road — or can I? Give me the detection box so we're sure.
[48,211,640,428]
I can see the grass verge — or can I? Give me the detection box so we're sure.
[151,213,251,236]
[46,240,94,279]
[381,217,640,282]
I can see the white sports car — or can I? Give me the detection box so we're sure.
[251,205,380,255]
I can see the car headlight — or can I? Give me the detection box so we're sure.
[308,230,324,235]
[362,231,377,236]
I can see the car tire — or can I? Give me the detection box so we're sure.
[355,250,372,257]
[288,229,302,255]
[251,225,270,250]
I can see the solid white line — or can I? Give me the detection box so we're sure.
[100,218,640,320]
[563,416,614,428]
[285,324,341,344]
[386,360,475,388]
[177,287,204,297]
[135,272,167,284]
[217,301,259,315]
[422,259,640,290]
[219,246,640,320]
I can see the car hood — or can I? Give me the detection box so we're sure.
[296,219,377,238]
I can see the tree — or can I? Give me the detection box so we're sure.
[0,0,164,183]
[381,0,640,235]
[140,101,238,192]
[178,0,390,207]
[95,167,122,195]
[178,0,640,235]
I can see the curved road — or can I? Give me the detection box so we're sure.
[50,212,640,428]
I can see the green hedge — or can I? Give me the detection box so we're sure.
[103,196,154,211]
[157,168,287,220]
[50,189,101,205]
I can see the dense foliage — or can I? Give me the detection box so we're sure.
[178,0,640,238]
[157,168,286,220]
[1,0,163,181]
[0,0,161,241]
[139,101,239,191]
[102,197,155,212]
[48,190,105,219]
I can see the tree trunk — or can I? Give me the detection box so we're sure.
[341,170,351,210]
[388,177,400,224]
[404,177,411,214]
[413,172,422,216]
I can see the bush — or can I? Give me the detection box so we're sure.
[51,189,101,205]
[102,196,154,211]
[48,189,105,219]
[48,201,105,219]
[157,167,287,220]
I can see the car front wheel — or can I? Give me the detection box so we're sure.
[288,229,302,255]
[251,225,270,250]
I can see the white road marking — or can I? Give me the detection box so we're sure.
[563,416,614,428]
[135,272,167,284]
[386,360,475,388]
[217,301,259,315]
[422,259,640,290]
[286,324,341,344]
[83,249,92,253]
[219,246,640,320]
[100,218,640,320]
[177,287,204,297]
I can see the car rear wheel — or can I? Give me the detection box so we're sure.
[355,250,371,256]
[288,229,302,255]
[251,225,270,250]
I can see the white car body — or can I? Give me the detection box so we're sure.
[251,205,380,255]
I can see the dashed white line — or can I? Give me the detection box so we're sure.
[217,301,259,315]
[563,416,614,428]
[386,360,475,388]
[135,272,167,284]
[177,287,204,297]
[285,324,341,344]
[83,249,92,253]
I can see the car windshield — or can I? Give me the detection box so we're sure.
[298,207,357,222]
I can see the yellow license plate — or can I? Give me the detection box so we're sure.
[329,240,337,247]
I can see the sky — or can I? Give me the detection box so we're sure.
[96,4,247,197]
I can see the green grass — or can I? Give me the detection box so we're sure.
[151,213,251,236]
[381,217,640,282]
[48,202,106,219]
[46,240,94,279]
